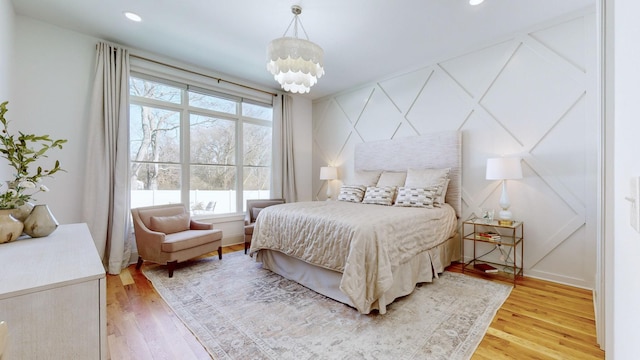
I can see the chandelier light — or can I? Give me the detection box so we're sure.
[267,5,324,94]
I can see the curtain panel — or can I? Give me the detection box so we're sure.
[82,42,132,275]
[272,94,297,203]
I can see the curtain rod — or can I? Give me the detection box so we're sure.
[130,55,279,97]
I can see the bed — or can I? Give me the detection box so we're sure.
[249,131,462,314]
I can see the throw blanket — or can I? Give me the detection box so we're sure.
[250,201,457,313]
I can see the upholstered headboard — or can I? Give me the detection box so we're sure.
[354,131,462,217]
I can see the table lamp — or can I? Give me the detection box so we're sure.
[486,157,522,220]
[320,166,338,200]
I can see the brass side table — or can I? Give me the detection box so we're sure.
[462,219,524,286]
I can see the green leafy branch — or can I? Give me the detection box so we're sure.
[0,101,67,209]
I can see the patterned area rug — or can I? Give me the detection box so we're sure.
[143,251,512,360]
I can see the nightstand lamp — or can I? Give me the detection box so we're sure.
[486,157,522,221]
[320,166,338,200]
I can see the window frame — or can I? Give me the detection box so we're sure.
[128,71,273,217]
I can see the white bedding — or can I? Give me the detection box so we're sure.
[249,201,457,313]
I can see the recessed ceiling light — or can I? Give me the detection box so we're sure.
[124,12,142,22]
[469,0,485,5]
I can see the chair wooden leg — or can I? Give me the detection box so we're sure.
[167,260,177,278]
[217,246,222,260]
[135,256,143,270]
[244,241,249,254]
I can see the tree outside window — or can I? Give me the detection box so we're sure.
[129,76,272,215]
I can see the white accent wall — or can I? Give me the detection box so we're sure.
[312,10,598,289]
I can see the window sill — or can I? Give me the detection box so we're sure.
[192,212,245,224]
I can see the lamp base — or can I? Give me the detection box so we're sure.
[499,209,513,220]
[326,181,333,201]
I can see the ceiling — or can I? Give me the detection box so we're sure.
[11,0,594,100]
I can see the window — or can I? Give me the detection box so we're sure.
[129,75,273,216]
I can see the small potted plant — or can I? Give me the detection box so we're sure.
[0,101,66,242]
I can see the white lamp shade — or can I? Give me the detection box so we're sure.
[319,166,338,180]
[486,157,523,180]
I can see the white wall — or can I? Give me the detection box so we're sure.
[607,0,640,357]
[312,10,598,289]
[11,16,97,224]
[0,0,13,105]
[10,16,313,245]
[0,0,14,183]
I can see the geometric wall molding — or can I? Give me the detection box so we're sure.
[312,12,596,289]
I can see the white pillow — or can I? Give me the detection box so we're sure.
[349,170,383,187]
[362,186,396,206]
[404,168,450,188]
[376,171,407,187]
[437,179,450,205]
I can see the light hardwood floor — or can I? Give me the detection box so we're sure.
[106,245,605,359]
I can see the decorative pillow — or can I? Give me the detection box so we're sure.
[405,168,451,205]
[404,168,450,188]
[251,207,264,222]
[394,187,439,208]
[376,171,407,187]
[436,179,450,205]
[362,186,396,206]
[337,185,367,203]
[351,170,383,187]
[149,212,190,234]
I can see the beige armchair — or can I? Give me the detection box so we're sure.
[131,204,223,277]
[244,199,285,254]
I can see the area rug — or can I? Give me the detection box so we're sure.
[142,251,512,360]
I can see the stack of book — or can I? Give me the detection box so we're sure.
[473,263,499,273]
[475,232,501,241]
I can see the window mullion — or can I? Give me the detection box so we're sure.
[129,73,273,216]
[181,90,190,208]
[236,101,243,213]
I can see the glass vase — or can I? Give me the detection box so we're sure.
[0,209,24,243]
[23,204,58,238]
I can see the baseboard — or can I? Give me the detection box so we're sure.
[222,234,244,247]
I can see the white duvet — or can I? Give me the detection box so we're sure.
[249,201,457,313]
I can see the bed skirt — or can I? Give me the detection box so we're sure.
[255,232,461,314]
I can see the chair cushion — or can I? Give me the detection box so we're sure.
[137,205,186,228]
[251,207,264,221]
[161,229,223,252]
[246,199,285,223]
[149,213,190,234]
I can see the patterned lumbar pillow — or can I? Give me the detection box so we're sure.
[338,185,367,203]
[362,186,396,206]
[394,186,439,208]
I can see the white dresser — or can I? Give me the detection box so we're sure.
[0,223,106,359]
